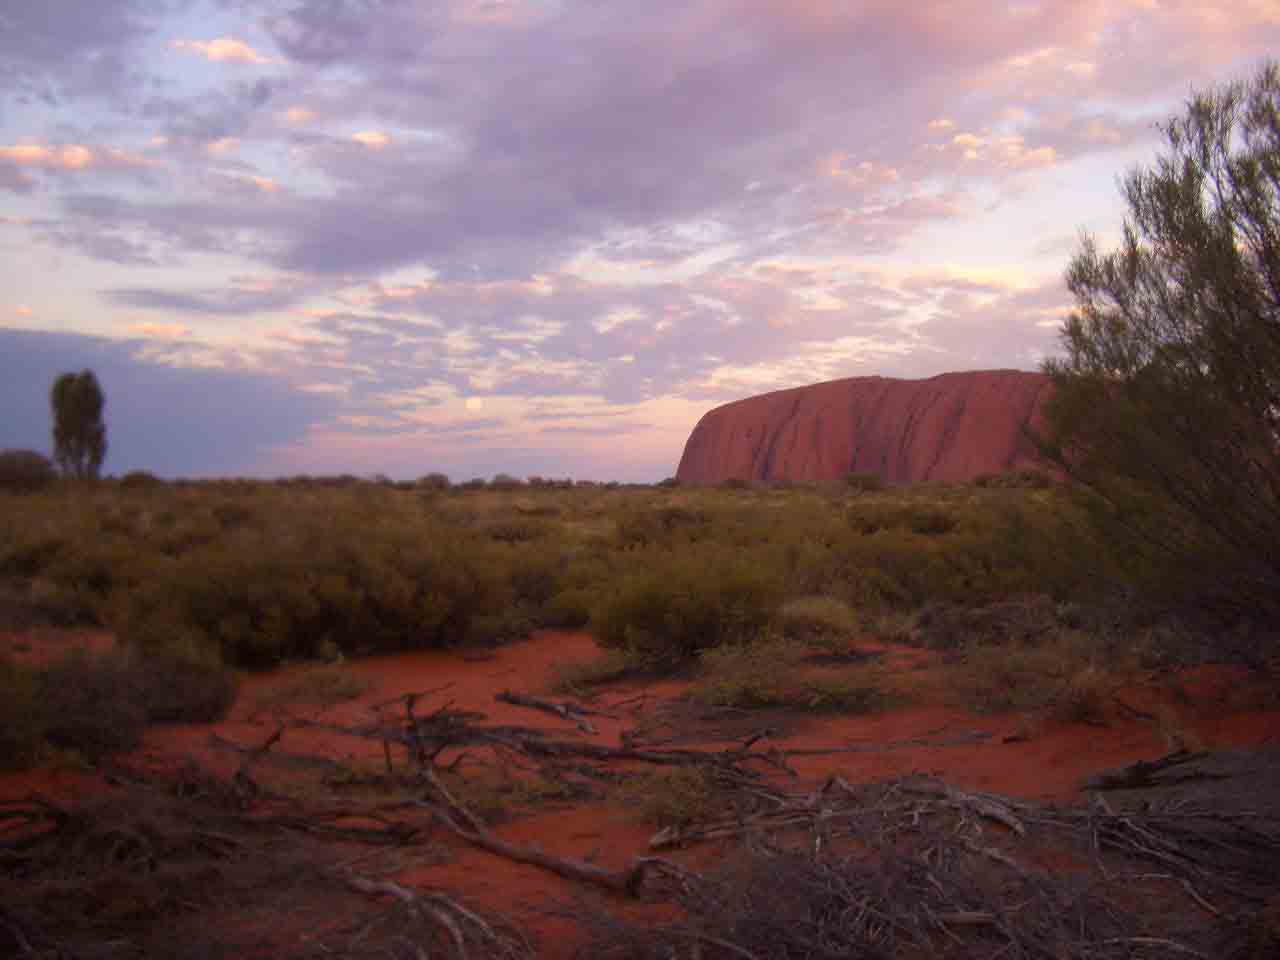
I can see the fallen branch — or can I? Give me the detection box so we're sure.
[420,765,655,897]
[428,803,652,896]
[899,777,1028,836]
[495,689,601,734]
[781,728,994,756]
[332,869,532,959]
[1082,750,1213,791]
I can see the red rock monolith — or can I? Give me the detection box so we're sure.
[675,370,1053,486]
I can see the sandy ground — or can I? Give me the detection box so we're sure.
[3,628,1278,957]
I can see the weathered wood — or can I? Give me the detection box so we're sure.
[899,778,1027,836]
[1082,750,1211,791]
[495,689,599,734]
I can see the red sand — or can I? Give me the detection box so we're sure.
[4,629,1278,958]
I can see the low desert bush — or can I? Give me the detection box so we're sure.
[116,516,516,667]
[775,595,859,645]
[613,505,710,549]
[973,468,1052,489]
[541,587,594,628]
[693,638,802,708]
[482,516,549,543]
[548,648,645,693]
[0,656,46,769]
[859,609,918,645]
[38,650,148,761]
[615,766,724,828]
[945,632,1116,720]
[0,643,238,769]
[845,472,885,492]
[0,450,56,493]
[0,477,1141,679]
[847,502,958,536]
[592,550,782,669]
[133,647,239,724]
[796,671,894,713]
[694,639,892,712]
[119,470,163,490]
[912,595,1060,651]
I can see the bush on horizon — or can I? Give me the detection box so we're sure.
[0,450,57,494]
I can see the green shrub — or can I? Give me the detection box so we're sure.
[845,472,885,492]
[973,469,1052,489]
[0,475,1131,683]
[115,514,515,667]
[0,656,46,769]
[912,596,1059,651]
[592,550,782,668]
[542,587,594,628]
[613,505,709,548]
[1041,64,1280,630]
[945,633,1114,718]
[848,502,957,536]
[797,673,891,713]
[119,470,163,490]
[694,640,891,713]
[548,648,644,693]
[134,648,238,723]
[775,596,858,644]
[3,642,236,766]
[0,533,67,579]
[211,500,255,529]
[0,450,56,493]
[39,650,148,761]
[616,767,723,828]
[483,517,549,543]
[694,639,800,707]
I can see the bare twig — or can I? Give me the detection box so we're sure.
[494,689,600,734]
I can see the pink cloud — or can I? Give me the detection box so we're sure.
[128,322,190,339]
[171,37,275,65]
[0,142,151,171]
[351,131,391,149]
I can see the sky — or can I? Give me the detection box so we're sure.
[1,1,1277,481]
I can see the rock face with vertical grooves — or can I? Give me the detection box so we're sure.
[675,370,1053,486]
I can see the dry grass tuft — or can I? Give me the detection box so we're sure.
[547,648,646,694]
[693,638,896,713]
[614,766,726,829]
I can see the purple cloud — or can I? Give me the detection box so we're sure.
[2,0,1278,478]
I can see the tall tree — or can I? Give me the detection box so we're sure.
[1041,62,1280,622]
[50,370,108,481]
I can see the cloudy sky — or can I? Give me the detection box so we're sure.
[1,1,1276,480]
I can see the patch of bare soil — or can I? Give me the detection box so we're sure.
[3,630,1279,959]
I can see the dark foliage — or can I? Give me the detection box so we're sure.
[50,369,108,481]
[1041,63,1280,631]
[0,449,57,493]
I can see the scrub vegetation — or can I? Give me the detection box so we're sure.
[0,466,1259,770]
